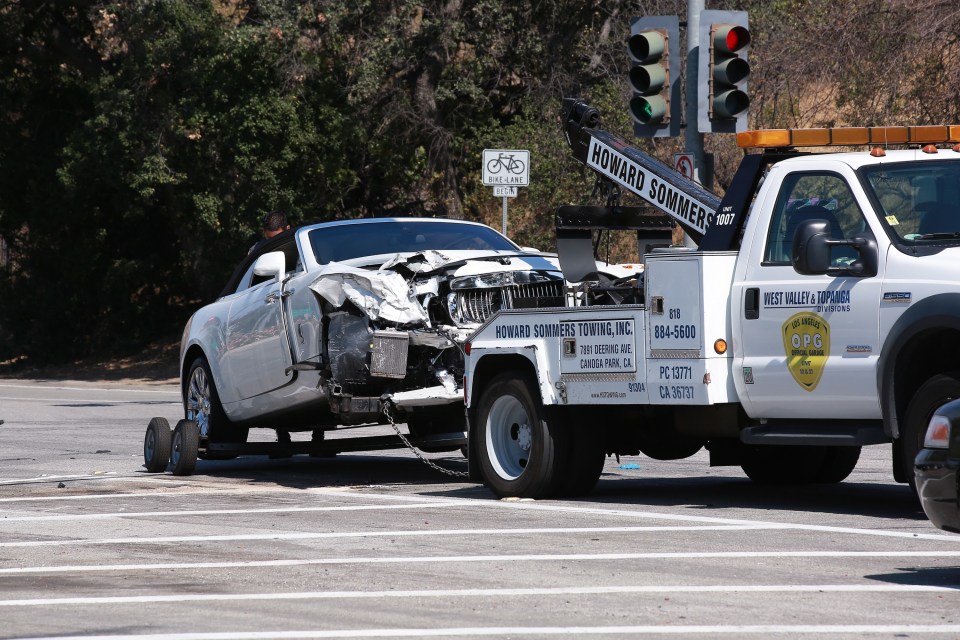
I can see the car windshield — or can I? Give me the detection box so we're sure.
[308,220,521,264]
[861,160,960,243]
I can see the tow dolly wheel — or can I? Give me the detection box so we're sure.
[143,417,172,473]
[170,419,200,476]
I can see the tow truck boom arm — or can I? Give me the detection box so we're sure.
[562,99,722,244]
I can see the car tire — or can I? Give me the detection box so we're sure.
[143,417,172,473]
[476,371,569,499]
[901,372,960,492]
[185,356,247,459]
[170,419,199,476]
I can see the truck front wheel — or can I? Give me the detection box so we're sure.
[476,371,569,499]
[900,372,960,491]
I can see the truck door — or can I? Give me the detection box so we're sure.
[733,169,884,419]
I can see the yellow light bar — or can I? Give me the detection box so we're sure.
[737,125,960,149]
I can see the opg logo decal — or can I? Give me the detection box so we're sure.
[781,312,830,392]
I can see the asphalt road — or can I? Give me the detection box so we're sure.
[1,379,960,639]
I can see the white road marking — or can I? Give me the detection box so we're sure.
[0,501,464,522]
[3,550,959,575]
[2,486,955,540]
[14,626,960,640]
[0,396,180,404]
[0,383,178,394]
[0,584,957,607]
[315,489,960,542]
[0,525,777,547]
[0,474,118,486]
[16,625,960,640]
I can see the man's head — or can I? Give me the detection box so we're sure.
[261,211,290,239]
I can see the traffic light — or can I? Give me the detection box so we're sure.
[697,10,750,134]
[629,15,680,138]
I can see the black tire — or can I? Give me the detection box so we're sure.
[143,417,172,473]
[741,445,860,485]
[184,356,247,459]
[901,372,960,491]
[816,446,861,483]
[170,419,200,476]
[476,371,569,499]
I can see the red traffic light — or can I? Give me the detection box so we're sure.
[714,24,750,54]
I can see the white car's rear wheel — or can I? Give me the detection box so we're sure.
[185,357,247,458]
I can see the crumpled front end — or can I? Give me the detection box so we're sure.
[304,250,564,423]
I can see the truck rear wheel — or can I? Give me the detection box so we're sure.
[901,372,960,491]
[476,371,569,499]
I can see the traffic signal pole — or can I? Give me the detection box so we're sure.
[684,0,713,191]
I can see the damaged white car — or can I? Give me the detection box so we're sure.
[178,217,582,459]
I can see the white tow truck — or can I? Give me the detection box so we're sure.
[463,98,960,498]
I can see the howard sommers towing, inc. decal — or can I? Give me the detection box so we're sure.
[782,312,830,392]
[585,137,714,235]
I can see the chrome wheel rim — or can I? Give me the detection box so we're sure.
[186,367,212,438]
[485,395,532,481]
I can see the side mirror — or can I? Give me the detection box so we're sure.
[792,219,879,278]
[253,251,286,282]
[792,220,832,275]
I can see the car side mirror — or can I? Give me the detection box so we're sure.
[792,219,878,278]
[253,251,286,283]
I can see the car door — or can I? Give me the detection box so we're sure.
[221,245,296,402]
[732,167,885,419]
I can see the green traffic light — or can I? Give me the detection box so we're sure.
[630,95,666,124]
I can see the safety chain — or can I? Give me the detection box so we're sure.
[381,403,470,478]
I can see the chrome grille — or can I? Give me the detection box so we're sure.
[455,280,564,324]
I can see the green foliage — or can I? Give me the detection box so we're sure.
[1,0,959,362]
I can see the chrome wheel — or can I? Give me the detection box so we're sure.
[485,394,533,481]
[186,365,213,438]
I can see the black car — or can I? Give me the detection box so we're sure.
[915,397,960,532]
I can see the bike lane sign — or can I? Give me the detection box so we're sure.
[483,149,529,186]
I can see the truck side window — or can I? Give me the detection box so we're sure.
[762,172,866,266]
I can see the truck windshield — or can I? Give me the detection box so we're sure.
[308,220,521,264]
[861,160,960,243]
